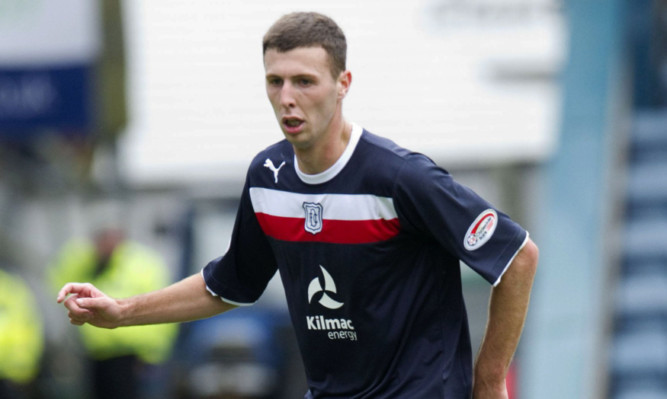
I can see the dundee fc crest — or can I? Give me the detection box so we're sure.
[303,202,323,234]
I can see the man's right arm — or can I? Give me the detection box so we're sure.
[57,273,236,329]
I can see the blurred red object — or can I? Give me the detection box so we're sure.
[507,360,518,399]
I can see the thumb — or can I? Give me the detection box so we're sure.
[76,297,105,309]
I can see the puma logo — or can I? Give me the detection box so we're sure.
[264,158,286,184]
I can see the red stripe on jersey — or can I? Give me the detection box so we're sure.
[255,213,400,244]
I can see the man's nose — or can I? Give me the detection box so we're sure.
[279,82,296,108]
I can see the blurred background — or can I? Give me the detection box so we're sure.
[0,0,665,398]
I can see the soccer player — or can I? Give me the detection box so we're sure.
[58,12,538,399]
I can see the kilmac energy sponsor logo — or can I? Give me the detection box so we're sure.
[464,209,498,251]
[306,266,357,341]
[307,315,357,341]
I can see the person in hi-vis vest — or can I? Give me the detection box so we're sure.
[49,221,177,399]
[0,266,44,399]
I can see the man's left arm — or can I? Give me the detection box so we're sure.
[473,237,539,399]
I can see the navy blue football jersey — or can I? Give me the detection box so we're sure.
[203,124,528,398]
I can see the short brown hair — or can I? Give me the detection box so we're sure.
[263,12,347,78]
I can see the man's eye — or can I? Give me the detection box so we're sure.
[298,79,312,86]
[268,78,282,86]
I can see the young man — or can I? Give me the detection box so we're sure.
[58,12,538,399]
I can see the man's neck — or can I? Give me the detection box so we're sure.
[295,118,351,175]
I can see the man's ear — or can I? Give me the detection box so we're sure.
[337,70,352,99]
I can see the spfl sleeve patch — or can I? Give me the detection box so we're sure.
[463,209,498,251]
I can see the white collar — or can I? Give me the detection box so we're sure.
[295,123,363,185]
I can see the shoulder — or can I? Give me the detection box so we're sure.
[341,128,445,196]
[357,130,411,161]
[358,129,440,173]
[361,133,458,209]
[361,131,446,188]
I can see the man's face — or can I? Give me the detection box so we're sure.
[264,46,349,150]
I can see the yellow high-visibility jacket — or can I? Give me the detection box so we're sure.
[49,239,178,364]
[0,269,44,384]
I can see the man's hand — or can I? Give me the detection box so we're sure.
[57,282,123,329]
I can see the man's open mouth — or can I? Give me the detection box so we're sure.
[283,117,304,129]
[283,117,304,133]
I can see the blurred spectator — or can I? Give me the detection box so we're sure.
[0,264,44,399]
[48,206,178,399]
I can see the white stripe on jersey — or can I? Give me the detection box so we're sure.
[249,187,398,221]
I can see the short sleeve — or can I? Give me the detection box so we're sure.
[393,154,528,285]
[202,179,278,305]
